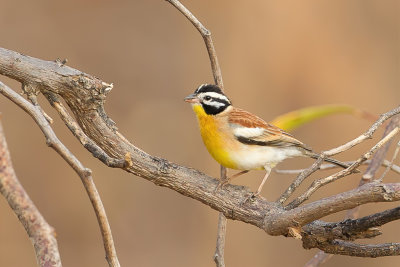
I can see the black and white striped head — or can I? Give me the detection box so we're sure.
[184,84,231,115]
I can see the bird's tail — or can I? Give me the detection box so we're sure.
[306,151,350,169]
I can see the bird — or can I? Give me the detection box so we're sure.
[184,84,350,197]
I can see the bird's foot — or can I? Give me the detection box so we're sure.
[240,192,260,205]
[214,179,229,193]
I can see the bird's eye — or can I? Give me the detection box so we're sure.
[204,96,212,101]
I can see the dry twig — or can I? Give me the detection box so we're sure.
[1,2,400,260]
[287,126,400,209]
[304,116,400,267]
[0,81,120,267]
[0,120,62,267]
[165,1,228,265]
[214,212,227,267]
[2,37,400,259]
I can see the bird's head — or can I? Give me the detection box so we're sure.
[184,84,231,115]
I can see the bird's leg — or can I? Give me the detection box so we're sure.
[215,170,249,192]
[253,166,272,197]
[240,167,272,205]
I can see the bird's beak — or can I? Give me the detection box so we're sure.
[184,93,199,103]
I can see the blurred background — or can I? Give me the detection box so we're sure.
[0,0,399,266]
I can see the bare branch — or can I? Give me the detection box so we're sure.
[265,182,400,236]
[214,213,227,267]
[306,115,400,266]
[304,252,333,267]
[44,91,126,168]
[379,140,400,181]
[303,206,400,243]
[166,0,224,89]
[324,107,400,156]
[0,81,120,267]
[0,120,62,267]
[277,156,325,204]
[363,115,400,182]
[287,126,400,209]
[275,160,400,175]
[314,241,400,257]
[1,45,400,259]
[165,2,229,265]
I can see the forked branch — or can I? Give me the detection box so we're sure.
[0,81,120,267]
[0,0,400,261]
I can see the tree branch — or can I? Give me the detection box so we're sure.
[214,213,227,267]
[314,241,400,257]
[0,119,62,267]
[164,2,228,265]
[304,115,400,266]
[2,45,400,258]
[166,0,224,89]
[0,81,120,267]
[265,182,400,236]
[287,126,400,209]
[324,107,400,156]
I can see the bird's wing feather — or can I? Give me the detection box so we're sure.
[229,108,310,149]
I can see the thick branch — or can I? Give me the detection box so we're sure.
[314,241,400,257]
[265,182,400,236]
[2,46,400,258]
[0,120,62,267]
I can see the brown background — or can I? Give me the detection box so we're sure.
[0,0,399,266]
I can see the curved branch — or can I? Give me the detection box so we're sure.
[0,120,62,267]
[315,241,400,257]
[166,0,223,89]
[325,107,400,156]
[303,206,400,243]
[287,126,400,209]
[0,81,120,267]
[265,182,400,236]
[2,46,400,258]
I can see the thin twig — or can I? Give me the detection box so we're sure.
[0,82,120,267]
[277,156,325,204]
[275,160,400,175]
[324,106,400,156]
[305,116,400,267]
[44,92,126,168]
[22,83,54,124]
[166,0,224,89]
[287,127,400,209]
[278,108,400,205]
[0,120,62,267]
[214,212,227,267]
[165,2,228,265]
[304,252,333,267]
[378,141,400,182]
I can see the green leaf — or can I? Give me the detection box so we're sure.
[270,104,376,132]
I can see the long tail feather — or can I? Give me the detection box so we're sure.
[306,151,350,169]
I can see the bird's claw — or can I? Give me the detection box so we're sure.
[214,179,229,193]
[240,192,259,206]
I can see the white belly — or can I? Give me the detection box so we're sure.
[229,144,303,170]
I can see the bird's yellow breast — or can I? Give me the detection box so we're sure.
[192,104,239,169]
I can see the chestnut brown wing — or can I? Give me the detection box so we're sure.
[228,107,310,150]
